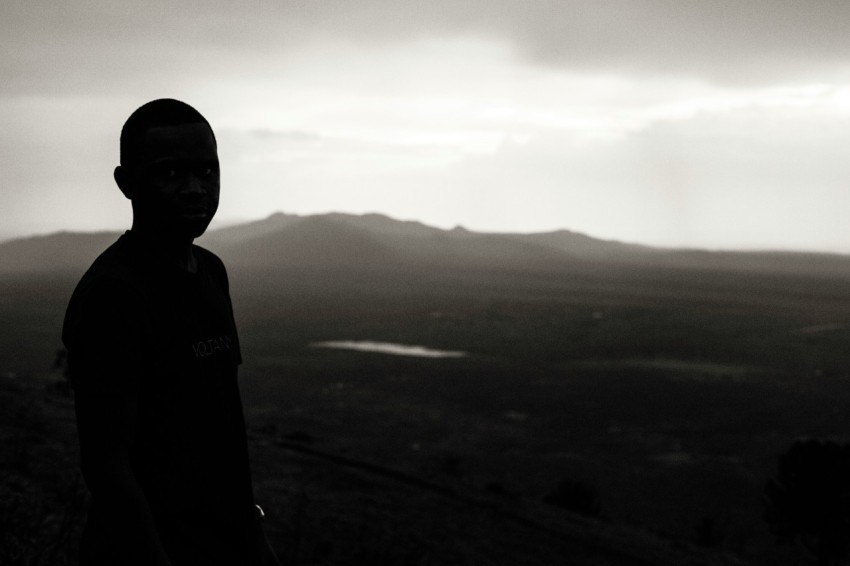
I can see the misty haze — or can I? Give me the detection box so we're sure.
[6,211,850,564]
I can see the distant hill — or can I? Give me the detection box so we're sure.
[0,231,119,276]
[203,212,581,273]
[209,215,399,270]
[200,212,305,245]
[3,211,850,279]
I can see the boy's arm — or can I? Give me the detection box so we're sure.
[251,503,282,566]
[76,386,173,566]
[68,278,172,566]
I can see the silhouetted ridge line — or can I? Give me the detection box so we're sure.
[4,212,850,279]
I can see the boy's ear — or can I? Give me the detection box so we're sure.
[114,165,134,200]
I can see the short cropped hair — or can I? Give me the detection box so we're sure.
[119,98,216,166]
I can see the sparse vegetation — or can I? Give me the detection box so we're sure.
[764,439,850,565]
[0,373,85,566]
[543,479,604,519]
[8,215,850,563]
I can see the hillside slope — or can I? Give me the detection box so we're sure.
[2,212,850,280]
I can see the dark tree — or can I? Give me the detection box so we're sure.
[764,439,850,565]
[543,478,603,518]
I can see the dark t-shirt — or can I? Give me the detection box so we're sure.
[63,231,256,565]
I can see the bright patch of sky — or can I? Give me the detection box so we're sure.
[5,1,850,252]
[202,38,850,251]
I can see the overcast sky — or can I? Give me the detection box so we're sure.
[6,1,850,252]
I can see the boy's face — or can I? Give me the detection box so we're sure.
[128,122,220,239]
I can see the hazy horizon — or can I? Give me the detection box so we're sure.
[4,208,850,257]
[7,2,850,253]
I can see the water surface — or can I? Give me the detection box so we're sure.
[311,340,466,358]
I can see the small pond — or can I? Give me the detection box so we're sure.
[310,340,467,358]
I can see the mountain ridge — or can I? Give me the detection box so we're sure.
[3,211,850,279]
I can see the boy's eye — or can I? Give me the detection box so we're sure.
[152,165,179,179]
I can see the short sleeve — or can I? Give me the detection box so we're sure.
[63,277,150,397]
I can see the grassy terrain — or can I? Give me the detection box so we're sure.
[3,262,850,564]
[0,372,84,565]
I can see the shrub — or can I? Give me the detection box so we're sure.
[543,478,603,518]
[764,438,850,566]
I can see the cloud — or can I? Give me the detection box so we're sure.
[419,103,850,250]
[6,0,850,97]
[4,1,850,251]
[486,0,850,85]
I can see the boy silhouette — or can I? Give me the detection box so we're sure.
[63,99,280,566]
